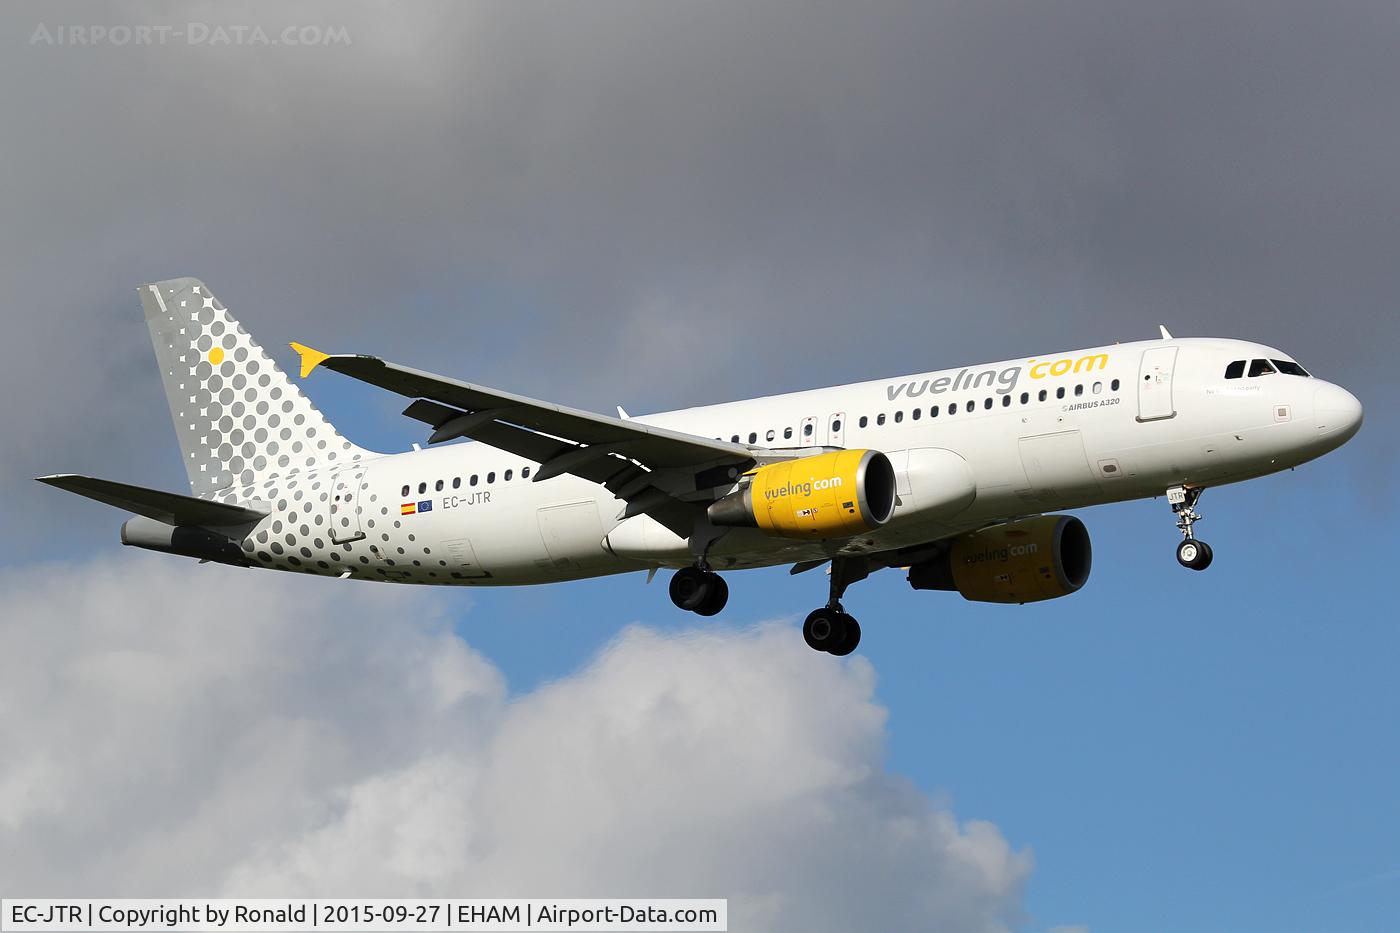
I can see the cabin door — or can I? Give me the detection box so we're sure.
[329,467,367,544]
[1137,347,1178,422]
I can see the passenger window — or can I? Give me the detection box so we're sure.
[1074,384,1083,397]
[731,434,740,443]
[435,479,444,491]
[858,417,868,428]
[1224,360,1246,379]
[1056,387,1065,399]
[1020,392,1029,404]
[504,469,513,481]
[748,432,757,444]
[487,472,496,483]
[803,423,814,437]
[948,402,958,415]
[930,405,939,417]
[983,397,992,410]
[1038,389,1048,402]
[401,485,410,497]
[784,426,794,439]
[877,414,886,425]
[522,467,531,479]
[766,429,776,442]
[911,409,920,421]
[470,475,478,486]
[1002,395,1011,407]
[417,482,427,495]
[1249,359,1277,377]
[966,399,975,411]
[831,419,842,431]
[894,410,903,423]
[452,477,461,489]
[1093,382,1102,394]
[1272,359,1310,377]
[1110,379,1120,391]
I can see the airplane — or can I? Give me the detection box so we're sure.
[40,277,1363,656]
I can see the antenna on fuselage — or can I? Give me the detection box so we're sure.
[1159,324,1174,339]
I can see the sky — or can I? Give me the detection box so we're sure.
[1,1,1397,930]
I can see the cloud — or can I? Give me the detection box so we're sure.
[0,553,1030,931]
[6,0,1398,557]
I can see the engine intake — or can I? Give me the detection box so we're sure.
[708,449,896,540]
[909,514,1091,603]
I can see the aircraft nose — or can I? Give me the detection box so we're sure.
[1314,382,1363,441]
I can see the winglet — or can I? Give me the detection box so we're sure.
[1158,324,1174,340]
[289,342,330,378]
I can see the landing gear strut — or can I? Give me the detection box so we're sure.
[802,557,868,656]
[669,565,729,616]
[1168,485,1213,571]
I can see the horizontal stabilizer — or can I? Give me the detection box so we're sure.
[36,474,268,526]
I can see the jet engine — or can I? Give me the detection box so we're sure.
[708,449,896,540]
[908,514,1091,603]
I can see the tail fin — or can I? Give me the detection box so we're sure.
[138,277,372,498]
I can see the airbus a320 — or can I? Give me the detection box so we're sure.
[41,278,1363,655]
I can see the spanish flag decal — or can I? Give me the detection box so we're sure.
[401,502,416,515]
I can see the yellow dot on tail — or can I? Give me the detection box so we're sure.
[208,347,224,365]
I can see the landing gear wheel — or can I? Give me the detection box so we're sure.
[1176,539,1214,571]
[802,607,848,653]
[669,566,711,611]
[693,574,729,617]
[827,614,861,656]
[803,607,857,654]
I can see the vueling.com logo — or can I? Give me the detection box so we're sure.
[962,542,1039,565]
[764,475,844,500]
[886,352,1110,401]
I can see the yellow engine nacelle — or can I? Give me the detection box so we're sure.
[908,515,1092,604]
[708,449,896,540]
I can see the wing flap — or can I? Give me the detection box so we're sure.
[37,474,268,526]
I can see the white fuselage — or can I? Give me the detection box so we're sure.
[236,336,1359,585]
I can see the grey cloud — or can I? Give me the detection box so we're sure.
[4,0,1397,554]
[0,553,1030,931]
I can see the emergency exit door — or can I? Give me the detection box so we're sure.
[1137,347,1178,422]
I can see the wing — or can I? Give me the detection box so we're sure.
[292,345,756,528]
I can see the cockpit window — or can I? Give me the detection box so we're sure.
[1272,359,1310,377]
[1248,359,1277,377]
[1224,360,1246,379]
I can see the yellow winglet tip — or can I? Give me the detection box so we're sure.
[289,342,330,378]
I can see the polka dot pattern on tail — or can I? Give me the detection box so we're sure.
[138,277,371,497]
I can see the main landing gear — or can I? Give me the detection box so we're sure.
[667,555,870,656]
[1168,485,1214,571]
[802,557,869,656]
[669,564,729,617]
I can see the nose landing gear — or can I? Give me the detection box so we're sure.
[1168,485,1213,571]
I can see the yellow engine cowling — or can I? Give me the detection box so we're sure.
[708,449,896,540]
[908,515,1092,603]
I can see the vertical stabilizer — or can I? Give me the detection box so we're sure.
[138,277,372,498]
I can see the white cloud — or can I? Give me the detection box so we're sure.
[0,553,1030,930]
